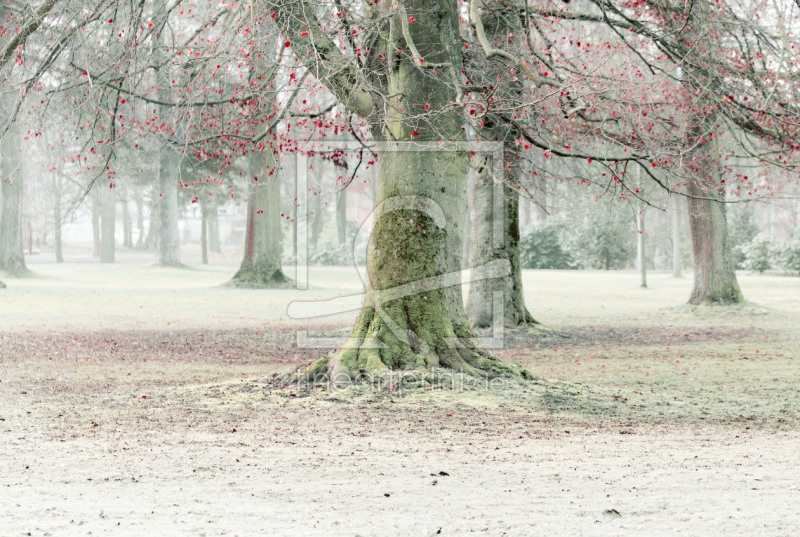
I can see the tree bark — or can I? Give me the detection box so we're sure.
[336,187,347,245]
[467,170,537,327]
[200,201,209,265]
[122,189,133,248]
[687,184,743,304]
[144,193,159,250]
[637,208,647,288]
[229,148,289,287]
[100,184,115,263]
[208,208,221,253]
[158,150,181,266]
[293,0,530,382]
[672,195,682,277]
[686,141,743,304]
[54,181,63,263]
[91,187,101,257]
[135,190,145,249]
[0,121,29,276]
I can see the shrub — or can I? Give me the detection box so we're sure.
[739,234,774,273]
[519,223,576,269]
[772,232,800,274]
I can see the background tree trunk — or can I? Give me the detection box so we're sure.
[0,121,29,276]
[467,169,537,328]
[158,150,181,266]
[637,208,647,288]
[122,189,133,248]
[208,208,221,253]
[229,148,288,287]
[100,184,115,263]
[687,182,743,304]
[672,195,682,277]
[135,190,145,249]
[91,187,101,257]
[200,202,209,265]
[54,182,63,263]
[336,187,347,245]
[144,194,159,250]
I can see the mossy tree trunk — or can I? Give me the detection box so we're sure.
[683,0,743,305]
[295,0,529,383]
[687,183,743,304]
[91,187,101,257]
[230,148,289,287]
[0,121,29,277]
[466,171,537,328]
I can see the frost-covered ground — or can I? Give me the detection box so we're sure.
[1,255,799,536]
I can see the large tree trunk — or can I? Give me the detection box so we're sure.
[294,0,529,383]
[0,121,29,277]
[100,184,115,263]
[158,150,181,266]
[229,148,289,287]
[467,170,537,328]
[686,142,743,304]
[687,185,743,304]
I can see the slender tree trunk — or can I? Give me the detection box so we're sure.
[158,150,181,266]
[100,184,115,263]
[229,148,288,287]
[637,208,647,288]
[467,170,537,327]
[672,195,682,277]
[295,0,529,382]
[135,190,145,249]
[200,202,209,265]
[122,191,133,248]
[310,162,324,250]
[144,194,159,250]
[54,183,63,263]
[0,121,29,276]
[336,187,347,245]
[91,187,101,257]
[687,142,743,304]
[208,208,221,253]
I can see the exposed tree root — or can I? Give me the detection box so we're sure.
[289,304,537,385]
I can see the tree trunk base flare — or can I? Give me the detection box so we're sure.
[290,299,536,386]
[226,267,293,289]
